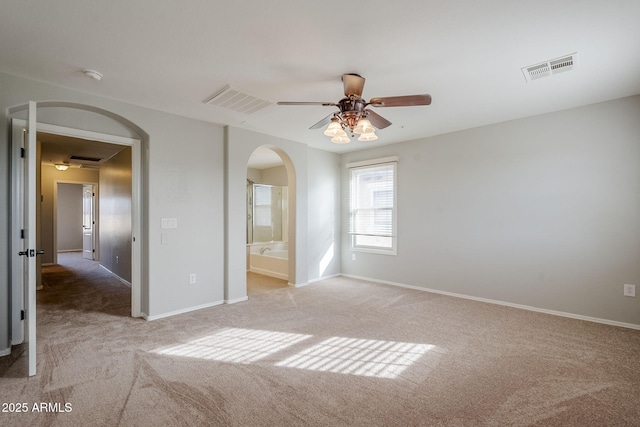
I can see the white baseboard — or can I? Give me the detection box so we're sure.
[145,300,224,321]
[291,273,341,288]
[309,273,341,284]
[99,264,131,287]
[0,347,11,357]
[249,267,288,281]
[341,274,640,331]
[225,296,249,304]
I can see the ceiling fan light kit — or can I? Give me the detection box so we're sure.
[331,134,351,144]
[324,119,346,137]
[357,132,378,142]
[353,118,375,135]
[278,73,431,144]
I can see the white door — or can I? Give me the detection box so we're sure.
[11,102,39,376]
[82,185,95,260]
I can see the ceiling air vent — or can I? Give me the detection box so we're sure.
[203,85,272,114]
[69,155,103,162]
[522,53,577,82]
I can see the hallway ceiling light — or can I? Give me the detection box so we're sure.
[54,163,69,171]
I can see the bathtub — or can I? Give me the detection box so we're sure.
[248,243,288,280]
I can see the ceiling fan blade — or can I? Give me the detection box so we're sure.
[369,94,432,107]
[365,109,392,129]
[309,113,335,129]
[277,101,336,106]
[342,73,365,98]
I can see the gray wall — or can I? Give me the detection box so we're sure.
[56,183,83,252]
[2,70,635,358]
[1,72,342,354]
[247,165,288,186]
[0,72,225,352]
[226,127,309,299]
[100,147,132,282]
[307,147,341,282]
[261,165,288,186]
[341,95,640,326]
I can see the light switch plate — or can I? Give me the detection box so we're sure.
[161,218,178,229]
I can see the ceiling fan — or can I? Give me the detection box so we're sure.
[277,73,431,143]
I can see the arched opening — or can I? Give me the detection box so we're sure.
[245,146,296,295]
[8,101,148,319]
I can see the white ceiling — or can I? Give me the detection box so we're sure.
[2,1,639,155]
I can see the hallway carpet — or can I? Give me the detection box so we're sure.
[1,253,639,426]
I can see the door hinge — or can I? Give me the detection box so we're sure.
[20,229,25,239]
[20,147,25,158]
[21,310,25,320]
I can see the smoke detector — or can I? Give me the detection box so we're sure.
[522,53,577,82]
[82,69,103,81]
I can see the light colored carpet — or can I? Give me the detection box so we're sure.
[1,252,639,426]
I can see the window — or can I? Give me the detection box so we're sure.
[253,184,272,227]
[348,157,397,254]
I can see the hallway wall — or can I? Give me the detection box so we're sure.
[100,147,132,282]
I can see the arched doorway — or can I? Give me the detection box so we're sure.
[245,146,295,295]
[8,101,148,320]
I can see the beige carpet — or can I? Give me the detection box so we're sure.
[1,253,639,426]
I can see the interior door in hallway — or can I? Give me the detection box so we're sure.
[82,184,95,260]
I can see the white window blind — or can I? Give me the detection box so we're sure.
[254,185,272,227]
[348,159,397,254]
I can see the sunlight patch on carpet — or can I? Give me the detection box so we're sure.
[151,328,312,364]
[275,336,434,379]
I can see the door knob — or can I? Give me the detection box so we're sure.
[17,249,45,257]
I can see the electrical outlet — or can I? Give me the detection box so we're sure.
[189,273,197,285]
[623,284,636,297]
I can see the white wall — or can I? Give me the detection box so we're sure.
[341,96,640,326]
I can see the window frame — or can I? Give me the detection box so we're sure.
[347,157,398,255]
